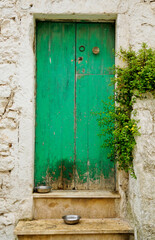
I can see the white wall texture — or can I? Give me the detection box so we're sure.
[0,0,154,239]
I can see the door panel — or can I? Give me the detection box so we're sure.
[35,22,75,189]
[76,23,115,189]
[76,75,115,190]
[35,22,115,190]
[76,23,115,75]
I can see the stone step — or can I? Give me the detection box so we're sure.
[15,218,134,240]
[33,190,120,219]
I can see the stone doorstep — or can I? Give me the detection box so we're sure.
[33,190,120,199]
[14,218,133,236]
[33,190,120,219]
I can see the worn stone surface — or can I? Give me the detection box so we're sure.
[128,95,155,240]
[33,192,120,219]
[18,235,133,240]
[0,0,154,240]
[33,190,120,198]
[15,218,133,235]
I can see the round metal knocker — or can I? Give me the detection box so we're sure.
[79,45,85,52]
[92,47,100,55]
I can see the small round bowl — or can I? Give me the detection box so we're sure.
[35,186,51,193]
[62,215,81,225]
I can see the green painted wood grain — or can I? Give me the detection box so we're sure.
[35,22,75,189]
[76,23,115,189]
[35,22,115,190]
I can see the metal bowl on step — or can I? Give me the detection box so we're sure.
[62,215,81,225]
[35,186,51,193]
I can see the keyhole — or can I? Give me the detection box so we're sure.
[78,57,83,63]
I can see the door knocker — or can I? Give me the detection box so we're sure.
[92,47,100,55]
[79,45,85,52]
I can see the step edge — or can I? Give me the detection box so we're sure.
[15,230,134,235]
[14,219,133,236]
[33,191,120,199]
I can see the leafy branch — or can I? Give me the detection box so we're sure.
[96,43,155,177]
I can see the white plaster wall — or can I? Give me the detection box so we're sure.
[0,0,154,239]
[128,94,155,240]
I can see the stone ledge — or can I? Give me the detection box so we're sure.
[14,218,133,235]
[33,190,120,199]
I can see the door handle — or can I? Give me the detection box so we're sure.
[92,47,100,55]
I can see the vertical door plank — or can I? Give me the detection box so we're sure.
[35,22,75,189]
[76,23,115,190]
[35,22,51,187]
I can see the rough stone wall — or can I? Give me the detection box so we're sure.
[0,1,34,239]
[128,94,155,240]
[0,0,154,239]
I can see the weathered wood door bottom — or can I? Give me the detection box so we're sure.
[35,22,115,190]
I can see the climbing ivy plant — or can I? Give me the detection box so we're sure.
[96,43,155,177]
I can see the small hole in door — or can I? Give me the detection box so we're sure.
[78,57,83,63]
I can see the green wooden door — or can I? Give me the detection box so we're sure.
[35,22,115,190]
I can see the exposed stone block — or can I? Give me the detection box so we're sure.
[153,114,155,133]
[0,118,17,129]
[0,172,11,194]
[0,199,7,214]
[0,213,15,226]
[0,157,14,172]
[7,110,18,119]
[133,97,155,113]
[1,7,17,19]
[0,85,11,98]
[0,98,9,115]
[1,19,19,38]
[0,0,16,8]
[0,39,19,64]
[136,110,153,135]
[0,64,16,85]
[0,142,10,154]
[20,0,34,10]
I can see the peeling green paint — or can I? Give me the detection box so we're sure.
[35,22,115,190]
